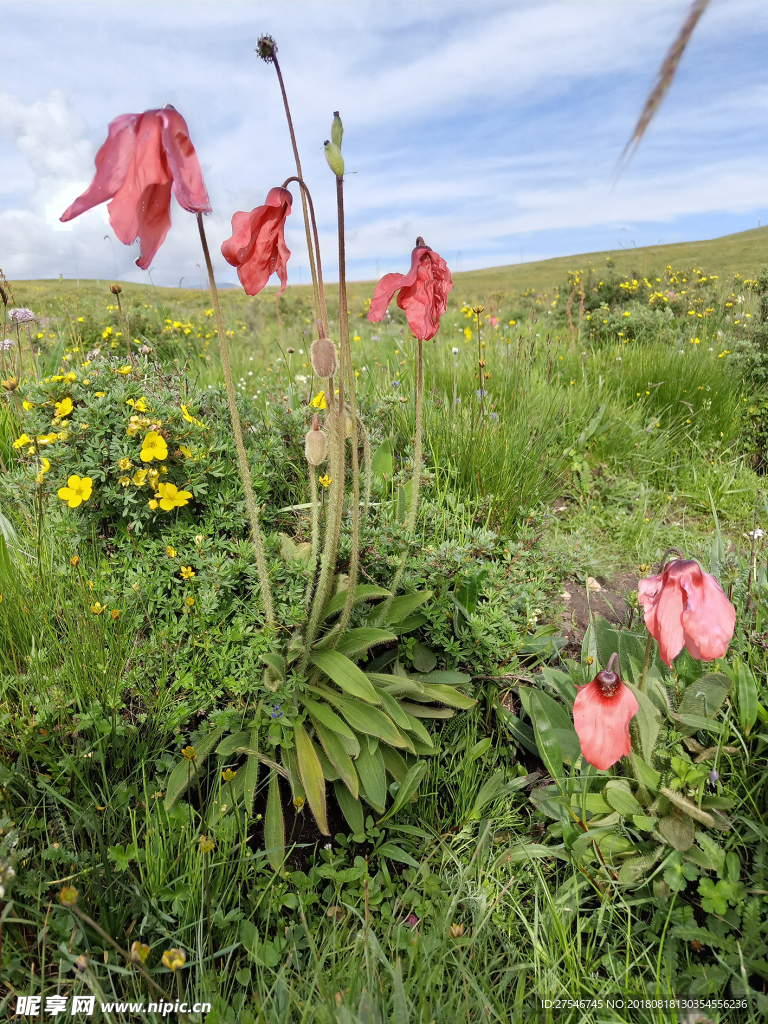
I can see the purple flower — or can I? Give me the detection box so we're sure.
[405,913,419,927]
[710,769,719,784]
[271,705,283,720]
[391,380,400,388]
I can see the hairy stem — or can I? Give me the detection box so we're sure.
[281,176,329,337]
[303,469,321,610]
[197,214,274,624]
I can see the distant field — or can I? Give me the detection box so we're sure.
[9,224,768,309]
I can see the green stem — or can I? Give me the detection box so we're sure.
[638,633,654,693]
[197,213,274,624]
[280,176,329,337]
[303,470,321,610]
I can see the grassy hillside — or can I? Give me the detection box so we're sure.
[9,225,768,310]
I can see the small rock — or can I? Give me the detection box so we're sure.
[561,591,572,601]
[587,577,602,591]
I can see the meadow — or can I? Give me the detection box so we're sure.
[2,243,768,1024]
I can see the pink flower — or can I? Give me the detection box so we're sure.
[367,238,452,341]
[573,666,639,771]
[220,188,292,296]
[637,559,736,666]
[489,316,500,328]
[60,107,211,270]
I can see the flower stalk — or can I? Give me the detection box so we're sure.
[197,213,274,624]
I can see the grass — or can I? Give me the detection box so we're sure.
[2,245,768,1022]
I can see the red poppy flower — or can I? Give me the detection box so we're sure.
[637,558,736,666]
[573,666,639,771]
[220,188,292,296]
[60,107,211,270]
[367,239,452,341]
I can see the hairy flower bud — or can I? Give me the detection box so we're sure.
[256,34,277,62]
[324,140,344,177]
[331,111,343,148]
[305,412,327,466]
[311,337,338,378]
[110,283,122,295]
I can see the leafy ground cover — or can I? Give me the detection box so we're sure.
[2,251,768,1023]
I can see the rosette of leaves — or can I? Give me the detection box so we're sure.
[495,615,751,887]
[163,579,476,869]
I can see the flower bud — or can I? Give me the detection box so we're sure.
[311,337,338,378]
[305,424,327,466]
[110,283,122,295]
[324,141,344,177]
[256,34,277,62]
[331,111,343,148]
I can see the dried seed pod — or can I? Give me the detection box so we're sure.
[311,337,338,378]
[305,413,327,465]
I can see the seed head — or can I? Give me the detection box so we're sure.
[256,34,277,62]
[311,337,338,379]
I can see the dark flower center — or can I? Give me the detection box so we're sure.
[595,669,620,697]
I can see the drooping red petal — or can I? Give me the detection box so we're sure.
[368,246,453,341]
[638,568,684,666]
[60,113,139,222]
[220,187,292,296]
[677,561,736,661]
[134,181,174,270]
[158,107,211,214]
[573,679,638,771]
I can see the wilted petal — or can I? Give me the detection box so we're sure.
[679,562,736,661]
[159,107,211,214]
[368,245,452,341]
[573,678,638,771]
[221,187,292,296]
[60,113,139,222]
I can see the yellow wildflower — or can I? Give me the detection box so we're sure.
[118,457,133,471]
[132,468,148,486]
[58,475,93,508]
[110,609,120,620]
[22,400,36,411]
[70,556,80,567]
[148,499,159,510]
[35,457,51,484]
[155,482,192,511]
[161,949,187,972]
[90,602,104,615]
[319,473,332,488]
[64,372,77,383]
[310,392,327,410]
[117,365,133,375]
[13,434,32,450]
[180,565,195,580]
[181,404,207,428]
[94,391,106,398]
[179,444,192,458]
[140,431,168,463]
[222,768,236,782]
[37,433,58,445]
[119,476,131,487]
[181,745,197,760]
[166,545,177,558]
[186,596,195,607]
[130,942,150,964]
[54,397,73,418]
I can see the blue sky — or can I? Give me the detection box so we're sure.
[2,0,767,287]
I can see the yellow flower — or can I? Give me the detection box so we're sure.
[54,397,73,418]
[118,457,133,471]
[166,545,177,558]
[58,475,93,508]
[65,372,77,382]
[180,565,195,580]
[119,476,131,487]
[147,468,160,484]
[134,396,147,412]
[130,942,150,964]
[77,317,84,323]
[90,601,104,615]
[186,596,195,607]
[319,473,332,488]
[155,482,192,511]
[181,745,197,761]
[37,433,58,445]
[198,834,214,854]
[310,392,327,410]
[22,400,36,411]
[140,431,168,463]
[148,499,159,510]
[181,403,207,428]
[70,556,80,567]
[60,885,78,906]
[161,948,187,972]
[95,391,106,398]
[132,468,148,486]
[35,457,51,484]
[117,365,133,375]
[222,768,237,782]
[13,434,32,450]
[110,609,120,620]
[179,444,192,458]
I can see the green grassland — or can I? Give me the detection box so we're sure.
[2,234,768,1023]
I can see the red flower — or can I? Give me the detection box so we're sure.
[367,239,452,341]
[60,107,211,270]
[220,188,292,296]
[573,666,639,771]
[637,559,736,666]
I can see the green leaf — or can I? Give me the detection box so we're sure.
[311,650,380,704]
[594,615,620,671]
[736,661,759,736]
[294,722,329,836]
[298,696,354,739]
[378,591,433,625]
[494,703,538,756]
[380,745,409,783]
[312,719,359,799]
[371,438,393,478]
[633,755,661,792]
[390,614,428,635]
[322,585,391,621]
[420,684,477,710]
[540,667,576,706]
[670,713,726,735]
[467,738,492,762]
[313,742,340,781]
[336,628,397,657]
[412,670,471,686]
[355,740,387,813]
[677,673,730,736]
[164,727,224,810]
[605,784,644,817]
[377,842,420,869]
[624,683,661,762]
[370,687,412,730]
[411,642,437,674]
[216,729,251,757]
[264,770,285,872]
[660,787,718,828]
[334,781,365,835]
[261,653,286,680]
[335,699,406,747]
[378,761,428,824]
[526,688,580,763]
[400,702,454,719]
[243,728,259,817]
[529,692,563,785]
[469,771,505,819]
[391,959,408,1024]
